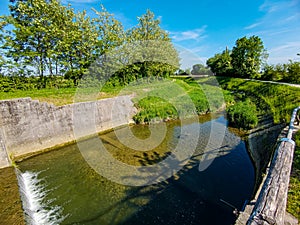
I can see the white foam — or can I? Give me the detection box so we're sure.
[16,170,66,225]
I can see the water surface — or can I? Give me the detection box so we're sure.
[18,115,255,225]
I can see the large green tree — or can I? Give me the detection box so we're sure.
[126,10,180,79]
[1,2,179,87]
[231,35,267,78]
[4,0,98,80]
[92,5,125,57]
[207,48,232,76]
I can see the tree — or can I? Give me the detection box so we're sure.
[92,5,125,57]
[261,64,288,81]
[286,60,300,84]
[4,0,98,82]
[231,36,268,78]
[62,10,99,85]
[0,16,7,74]
[84,5,126,83]
[126,10,180,79]
[176,68,190,75]
[185,68,191,75]
[191,63,213,75]
[206,48,232,76]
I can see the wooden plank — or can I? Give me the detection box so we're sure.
[247,141,295,225]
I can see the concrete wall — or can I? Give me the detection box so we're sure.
[246,124,284,189]
[0,96,137,164]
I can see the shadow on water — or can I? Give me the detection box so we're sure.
[17,116,255,225]
[74,143,251,225]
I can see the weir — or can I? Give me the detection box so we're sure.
[0,96,137,225]
[16,169,66,225]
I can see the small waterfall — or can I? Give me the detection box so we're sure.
[16,169,66,225]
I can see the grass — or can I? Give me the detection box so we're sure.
[227,99,258,129]
[0,86,124,106]
[0,88,76,106]
[217,76,300,124]
[0,78,226,123]
[287,131,300,220]
[1,76,299,125]
[129,78,226,123]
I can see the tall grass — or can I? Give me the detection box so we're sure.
[227,99,258,129]
[217,77,300,124]
[131,78,226,123]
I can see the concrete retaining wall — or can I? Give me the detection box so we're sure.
[0,96,137,165]
[246,124,284,189]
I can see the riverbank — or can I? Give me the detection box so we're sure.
[0,78,228,165]
[0,95,136,166]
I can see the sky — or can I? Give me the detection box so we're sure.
[0,0,300,69]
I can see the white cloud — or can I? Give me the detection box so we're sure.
[267,42,300,64]
[259,1,280,13]
[170,26,207,42]
[243,0,300,64]
[269,42,300,54]
[244,22,262,30]
[282,13,300,23]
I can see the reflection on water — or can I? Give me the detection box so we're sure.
[18,115,255,225]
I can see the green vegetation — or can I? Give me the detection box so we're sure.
[206,36,299,84]
[207,48,232,76]
[261,61,300,84]
[231,36,268,78]
[287,131,300,220]
[129,78,226,124]
[227,99,258,129]
[190,64,213,75]
[0,75,75,92]
[0,0,179,88]
[218,77,300,125]
[207,36,268,78]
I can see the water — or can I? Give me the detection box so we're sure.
[16,170,66,225]
[17,115,255,225]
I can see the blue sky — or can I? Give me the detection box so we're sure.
[1,0,300,69]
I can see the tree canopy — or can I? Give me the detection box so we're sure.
[207,36,268,78]
[0,0,179,88]
[190,63,212,75]
[231,36,268,78]
[206,47,232,76]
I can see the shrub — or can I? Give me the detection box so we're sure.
[227,99,258,129]
[133,96,178,124]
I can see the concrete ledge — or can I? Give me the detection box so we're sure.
[0,96,137,167]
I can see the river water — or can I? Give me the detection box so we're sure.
[17,115,255,225]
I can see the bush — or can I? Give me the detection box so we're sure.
[133,96,177,124]
[227,99,258,129]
